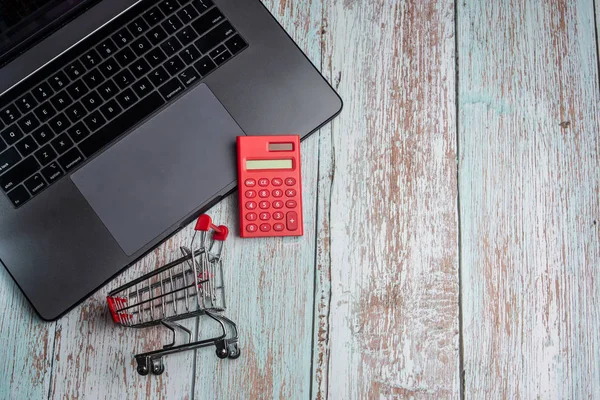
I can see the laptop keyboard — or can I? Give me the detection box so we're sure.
[0,0,248,208]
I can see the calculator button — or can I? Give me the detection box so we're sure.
[287,211,299,231]
[272,189,283,198]
[259,212,270,221]
[245,190,256,198]
[273,200,283,209]
[246,212,257,221]
[272,178,283,186]
[286,200,297,209]
[258,178,269,187]
[260,224,271,232]
[273,211,284,220]
[285,178,296,186]
[259,201,270,209]
[246,224,258,233]
[245,178,256,187]
[273,223,285,232]
[245,201,257,210]
[285,189,297,197]
[258,189,269,198]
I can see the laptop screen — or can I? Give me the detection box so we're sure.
[0,0,98,63]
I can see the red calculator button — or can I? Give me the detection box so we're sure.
[259,201,270,209]
[272,178,283,186]
[259,212,270,221]
[285,189,297,197]
[258,178,269,187]
[246,201,257,210]
[272,189,283,197]
[274,223,285,232]
[286,211,298,231]
[259,190,269,198]
[245,190,256,198]
[260,224,271,232]
[246,212,257,221]
[286,200,297,208]
[246,224,258,233]
[273,211,284,220]
[273,201,284,209]
[285,178,296,186]
[245,179,256,187]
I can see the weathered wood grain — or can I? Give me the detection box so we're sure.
[0,266,54,400]
[315,1,460,398]
[191,1,324,398]
[458,0,600,397]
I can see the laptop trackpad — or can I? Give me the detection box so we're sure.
[71,84,244,256]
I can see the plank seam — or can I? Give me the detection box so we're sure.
[594,0,600,95]
[454,0,465,399]
[46,323,58,400]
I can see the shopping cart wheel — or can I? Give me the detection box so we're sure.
[215,340,229,359]
[151,358,165,375]
[136,358,150,376]
[227,343,241,359]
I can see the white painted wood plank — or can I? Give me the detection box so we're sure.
[316,1,460,398]
[191,1,324,397]
[458,0,600,397]
[0,266,54,400]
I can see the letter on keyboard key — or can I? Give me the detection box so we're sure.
[158,78,184,100]
[0,147,22,173]
[84,110,107,132]
[79,92,165,158]
[58,148,84,172]
[0,156,40,192]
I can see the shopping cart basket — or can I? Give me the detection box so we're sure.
[107,214,240,376]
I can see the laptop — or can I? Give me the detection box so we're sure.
[0,0,342,320]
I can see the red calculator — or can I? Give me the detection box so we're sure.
[237,135,303,238]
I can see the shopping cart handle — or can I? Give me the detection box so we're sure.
[195,215,229,241]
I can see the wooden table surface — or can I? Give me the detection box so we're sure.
[1,0,599,398]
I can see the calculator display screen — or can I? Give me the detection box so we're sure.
[246,159,293,170]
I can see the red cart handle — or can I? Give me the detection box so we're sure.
[194,214,229,241]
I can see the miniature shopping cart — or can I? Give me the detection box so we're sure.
[107,214,240,376]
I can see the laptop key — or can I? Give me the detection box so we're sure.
[1,104,21,125]
[149,66,170,86]
[99,58,120,78]
[79,92,165,158]
[179,67,200,87]
[213,50,232,65]
[6,185,30,207]
[116,89,138,109]
[15,136,39,156]
[51,91,73,110]
[225,34,247,55]
[1,125,24,145]
[162,15,184,35]
[41,162,64,183]
[66,80,89,100]
[115,47,136,67]
[180,45,201,64]
[65,60,86,80]
[34,144,58,166]
[58,148,84,172]
[0,156,40,192]
[128,17,150,37]
[112,28,134,48]
[98,38,118,58]
[82,69,105,89]
[33,103,56,122]
[194,56,216,77]
[65,102,88,122]
[158,0,179,16]
[191,8,224,37]
[146,47,167,68]
[100,100,123,120]
[17,113,40,134]
[143,7,165,26]
[161,37,182,57]
[82,91,103,112]
[82,49,102,69]
[209,44,228,59]
[164,56,185,76]
[16,93,37,114]
[67,122,91,142]
[114,69,135,90]
[0,147,22,173]
[192,0,214,14]
[132,36,152,56]
[158,78,184,100]
[32,82,54,103]
[24,174,46,195]
[0,137,5,152]
[176,27,198,46]
[51,133,74,155]
[48,113,71,134]
[195,21,235,54]
[147,26,168,46]
[84,111,107,132]
[130,58,151,78]
[178,4,199,23]
[132,77,154,98]
[98,80,119,101]
[32,125,54,145]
